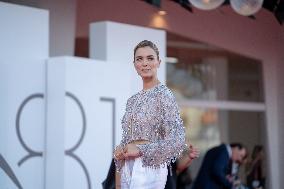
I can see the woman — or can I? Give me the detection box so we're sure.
[246,145,265,189]
[113,40,187,189]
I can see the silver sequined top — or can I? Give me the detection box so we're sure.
[115,83,186,171]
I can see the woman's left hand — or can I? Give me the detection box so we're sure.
[123,144,141,159]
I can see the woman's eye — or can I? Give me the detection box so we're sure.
[148,57,154,61]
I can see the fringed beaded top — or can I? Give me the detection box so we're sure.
[115,83,186,171]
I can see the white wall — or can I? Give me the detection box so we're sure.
[0,60,46,189]
[277,54,284,187]
[0,2,48,60]
[90,21,166,94]
[39,0,76,56]
[1,0,76,57]
[0,3,48,188]
[262,58,281,189]
[0,6,167,188]
[44,57,132,189]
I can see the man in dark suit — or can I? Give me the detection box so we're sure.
[192,143,247,189]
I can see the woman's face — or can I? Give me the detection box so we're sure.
[134,46,160,80]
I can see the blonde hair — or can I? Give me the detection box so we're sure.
[133,40,160,60]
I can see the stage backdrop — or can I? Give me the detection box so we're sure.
[0,2,166,189]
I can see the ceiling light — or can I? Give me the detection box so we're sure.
[230,0,264,16]
[158,10,167,15]
[166,57,178,64]
[188,0,225,10]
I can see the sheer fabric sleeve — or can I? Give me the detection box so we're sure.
[114,98,132,172]
[136,89,186,168]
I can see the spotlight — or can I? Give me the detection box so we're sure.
[230,0,264,16]
[189,0,225,10]
[158,10,167,15]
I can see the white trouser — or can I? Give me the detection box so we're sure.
[121,158,168,189]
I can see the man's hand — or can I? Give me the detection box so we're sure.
[233,179,241,187]
[177,144,199,172]
[188,144,199,160]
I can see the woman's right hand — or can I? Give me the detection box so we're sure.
[114,145,125,160]
[123,143,141,159]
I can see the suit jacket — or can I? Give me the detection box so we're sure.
[192,144,233,189]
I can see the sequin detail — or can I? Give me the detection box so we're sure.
[115,84,186,171]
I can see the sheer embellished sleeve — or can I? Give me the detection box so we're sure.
[136,88,186,168]
[114,97,132,172]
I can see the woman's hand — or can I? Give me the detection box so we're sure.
[113,145,125,160]
[123,143,141,159]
